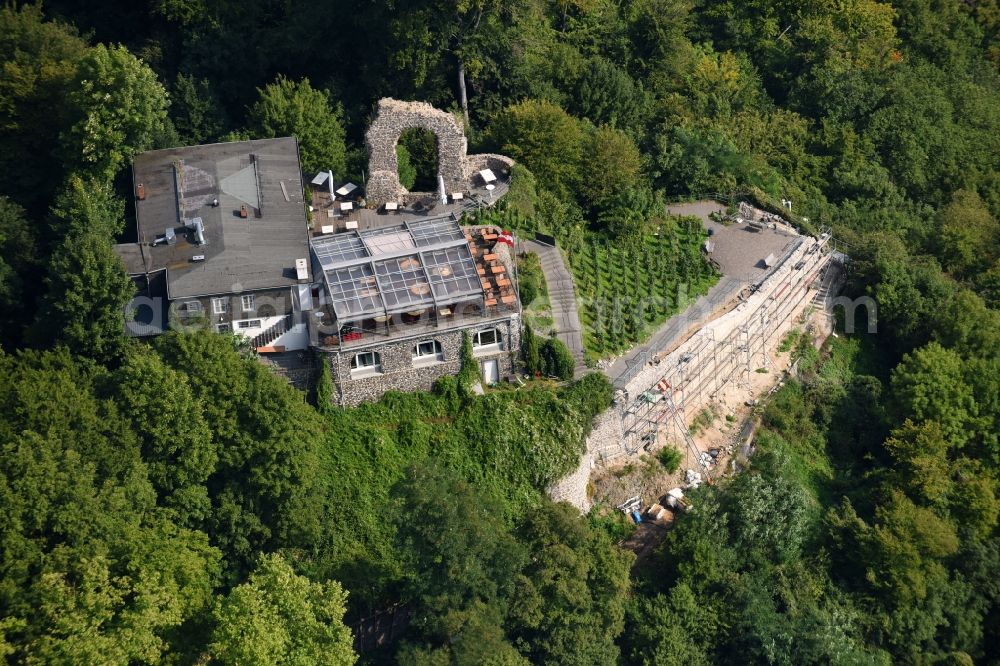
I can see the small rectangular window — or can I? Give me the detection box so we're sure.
[180,300,203,313]
[473,329,499,347]
[217,323,232,333]
[241,294,255,312]
[350,351,382,376]
[237,319,261,329]
[213,298,228,314]
[412,340,443,365]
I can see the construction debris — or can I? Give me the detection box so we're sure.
[666,488,691,511]
[685,469,703,488]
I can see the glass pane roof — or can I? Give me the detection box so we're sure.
[375,256,433,313]
[311,216,484,320]
[314,233,368,266]
[364,227,416,255]
[409,217,465,247]
[327,264,382,318]
[423,246,481,302]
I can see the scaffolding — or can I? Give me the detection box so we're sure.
[615,235,835,458]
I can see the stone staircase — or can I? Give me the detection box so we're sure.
[252,315,293,349]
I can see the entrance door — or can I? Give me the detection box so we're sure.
[480,359,499,384]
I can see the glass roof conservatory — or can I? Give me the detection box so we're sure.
[312,217,484,321]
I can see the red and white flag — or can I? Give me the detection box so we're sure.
[497,229,515,247]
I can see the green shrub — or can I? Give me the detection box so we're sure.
[587,508,637,542]
[657,445,683,473]
[517,251,545,307]
[457,331,480,388]
[519,278,539,307]
[560,372,614,418]
[396,143,416,189]
[540,337,575,380]
[522,323,542,374]
[314,355,333,413]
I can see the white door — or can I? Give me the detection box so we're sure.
[481,359,499,384]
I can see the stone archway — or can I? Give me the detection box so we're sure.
[365,98,469,205]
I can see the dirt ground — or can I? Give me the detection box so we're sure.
[591,304,834,555]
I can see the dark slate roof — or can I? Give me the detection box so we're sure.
[123,137,311,299]
[114,242,149,275]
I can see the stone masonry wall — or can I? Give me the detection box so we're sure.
[366,99,468,205]
[548,452,593,513]
[464,153,515,180]
[324,319,520,407]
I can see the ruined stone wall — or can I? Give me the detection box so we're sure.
[323,318,520,406]
[365,99,469,205]
[548,452,593,512]
[464,153,515,180]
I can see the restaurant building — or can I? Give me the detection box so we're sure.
[309,215,521,406]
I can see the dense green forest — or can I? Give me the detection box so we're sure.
[1,0,999,663]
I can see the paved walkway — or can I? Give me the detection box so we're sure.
[524,239,587,377]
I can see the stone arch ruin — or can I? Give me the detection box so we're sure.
[364,98,513,206]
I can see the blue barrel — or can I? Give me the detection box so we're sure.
[631,510,642,524]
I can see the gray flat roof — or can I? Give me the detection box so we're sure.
[114,242,149,275]
[128,137,310,299]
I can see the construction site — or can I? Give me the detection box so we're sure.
[549,200,845,544]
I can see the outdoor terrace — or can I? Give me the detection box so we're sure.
[307,169,510,236]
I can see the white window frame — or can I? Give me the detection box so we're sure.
[241,294,255,312]
[472,328,502,354]
[412,340,444,366]
[350,351,382,378]
[212,297,229,314]
[179,300,203,313]
[237,319,262,329]
[216,323,232,333]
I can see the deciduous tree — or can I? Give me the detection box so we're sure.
[61,44,169,182]
[248,76,346,177]
[32,230,134,363]
[490,100,584,200]
[211,553,356,666]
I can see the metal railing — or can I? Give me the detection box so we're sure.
[310,306,518,351]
